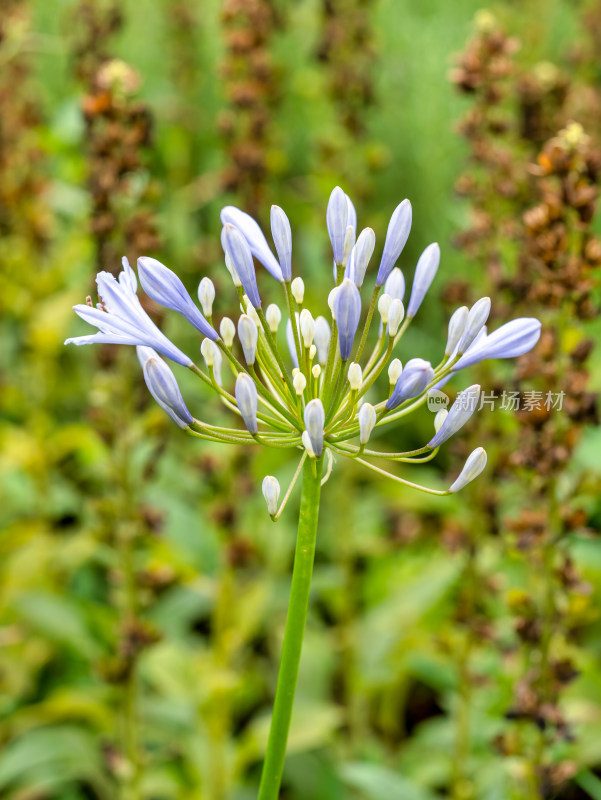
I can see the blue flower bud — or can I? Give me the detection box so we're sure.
[327,186,349,266]
[445,306,469,356]
[406,243,440,318]
[386,358,434,410]
[222,224,262,310]
[428,384,480,448]
[457,297,491,353]
[449,447,487,492]
[453,318,542,370]
[238,314,258,365]
[137,257,218,340]
[270,205,292,281]
[220,205,283,280]
[235,373,258,434]
[376,199,412,286]
[332,278,361,360]
[137,346,193,429]
[304,399,325,456]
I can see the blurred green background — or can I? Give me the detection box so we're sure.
[2,0,601,798]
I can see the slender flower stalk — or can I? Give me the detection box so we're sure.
[65,184,541,797]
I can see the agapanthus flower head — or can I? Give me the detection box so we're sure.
[66,188,541,511]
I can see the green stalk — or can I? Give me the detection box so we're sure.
[258,456,324,799]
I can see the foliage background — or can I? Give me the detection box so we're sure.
[1,1,601,799]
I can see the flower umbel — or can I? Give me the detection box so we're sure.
[66,186,542,507]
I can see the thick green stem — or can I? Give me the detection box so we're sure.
[258,456,324,799]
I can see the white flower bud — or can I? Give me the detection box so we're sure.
[348,362,362,390]
[309,344,317,361]
[314,316,331,363]
[212,345,223,386]
[358,402,376,445]
[266,303,282,333]
[341,225,356,268]
[349,227,376,287]
[434,408,448,432]
[302,430,315,458]
[293,372,307,395]
[449,447,487,492]
[378,293,391,324]
[328,287,339,317]
[197,277,215,317]
[244,298,260,325]
[387,299,405,336]
[312,364,321,379]
[388,358,402,384]
[224,252,241,287]
[200,338,218,368]
[262,476,280,517]
[220,316,236,347]
[238,314,258,365]
[300,309,315,348]
[291,277,305,304]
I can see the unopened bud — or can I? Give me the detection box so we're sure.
[201,338,218,368]
[244,297,260,325]
[238,314,258,365]
[224,252,241,287]
[302,430,315,458]
[358,402,376,445]
[300,309,315,348]
[348,362,363,390]
[266,303,282,333]
[388,358,402,384]
[314,316,331,363]
[328,287,339,317]
[378,293,391,324]
[235,373,258,434]
[387,299,405,336]
[262,476,280,517]
[449,447,487,492]
[434,408,448,432]
[197,277,215,317]
[445,306,468,357]
[341,225,356,268]
[309,344,317,361]
[220,316,236,347]
[291,277,305,304]
[293,372,307,395]
[312,364,321,379]
[304,399,325,456]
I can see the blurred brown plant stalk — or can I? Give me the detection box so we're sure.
[448,11,601,799]
[72,0,161,272]
[218,0,284,217]
[0,0,50,255]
